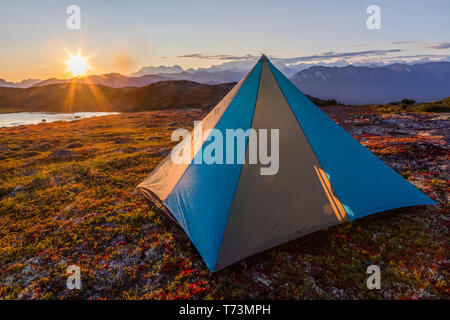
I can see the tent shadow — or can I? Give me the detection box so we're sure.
[138,186,434,275]
[211,204,433,276]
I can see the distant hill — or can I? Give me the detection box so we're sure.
[32,73,172,88]
[290,62,450,105]
[375,96,450,113]
[0,81,235,113]
[0,78,41,88]
[131,80,235,111]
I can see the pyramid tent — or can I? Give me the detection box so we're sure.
[138,55,436,271]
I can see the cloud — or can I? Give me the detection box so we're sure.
[178,54,257,61]
[388,41,416,45]
[426,42,450,49]
[383,54,449,59]
[272,49,402,64]
[178,49,401,64]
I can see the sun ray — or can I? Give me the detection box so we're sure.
[85,77,110,112]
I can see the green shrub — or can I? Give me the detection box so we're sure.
[401,99,416,105]
[416,104,450,113]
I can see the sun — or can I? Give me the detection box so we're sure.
[65,53,90,77]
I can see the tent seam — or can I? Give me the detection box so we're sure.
[213,61,264,271]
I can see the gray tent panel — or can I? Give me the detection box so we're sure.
[215,62,348,270]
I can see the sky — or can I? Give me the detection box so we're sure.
[0,0,449,82]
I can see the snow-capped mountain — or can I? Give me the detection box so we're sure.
[131,65,184,77]
[290,62,450,104]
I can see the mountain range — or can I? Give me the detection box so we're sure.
[9,57,445,88]
[1,60,449,105]
[32,73,172,88]
[291,62,450,104]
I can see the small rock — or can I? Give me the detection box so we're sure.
[21,151,40,158]
[49,149,73,159]
[24,169,36,176]
[34,143,53,151]
[145,248,160,260]
[114,138,131,144]
[119,147,140,153]
[65,142,84,149]
[149,148,169,158]
[11,185,24,196]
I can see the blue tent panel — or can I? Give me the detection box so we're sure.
[268,61,436,220]
[164,61,262,271]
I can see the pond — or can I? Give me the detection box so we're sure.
[0,112,120,127]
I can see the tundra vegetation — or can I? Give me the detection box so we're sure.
[0,104,448,299]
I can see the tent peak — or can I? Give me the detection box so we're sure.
[258,54,269,63]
